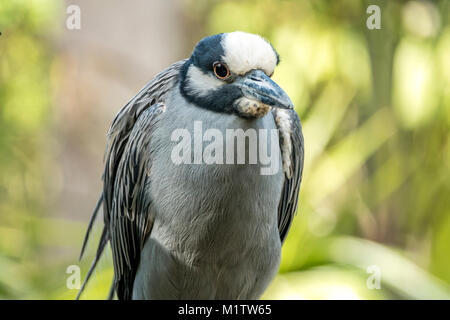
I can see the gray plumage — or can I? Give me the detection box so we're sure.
[78,32,304,300]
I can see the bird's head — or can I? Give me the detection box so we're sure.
[179,31,293,119]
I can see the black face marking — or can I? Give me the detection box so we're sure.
[191,34,225,74]
[178,33,282,116]
[179,60,243,114]
[179,34,244,114]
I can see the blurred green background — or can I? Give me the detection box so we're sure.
[1,0,449,299]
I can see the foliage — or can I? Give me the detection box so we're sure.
[0,0,449,299]
[190,0,450,299]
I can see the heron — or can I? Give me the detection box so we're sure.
[77,31,304,300]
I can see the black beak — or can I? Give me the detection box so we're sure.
[237,69,293,110]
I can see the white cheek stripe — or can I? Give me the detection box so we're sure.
[185,65,224,97]
[222,31,278,76]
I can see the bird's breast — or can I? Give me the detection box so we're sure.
[151,101,283,239]
[139,98,284,298]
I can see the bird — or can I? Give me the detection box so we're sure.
[77,31,304,300]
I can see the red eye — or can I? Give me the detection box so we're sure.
[213,62,230,80]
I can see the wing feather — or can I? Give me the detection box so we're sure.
[273,108,304,243]
[77,60,185,300]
